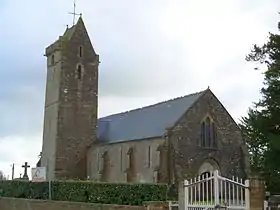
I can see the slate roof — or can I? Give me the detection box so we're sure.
[97,89,206,144]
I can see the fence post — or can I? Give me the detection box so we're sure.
[245,180,250,210]
[249,176,265,210]
[178,181,185,210]
[184,180,189,210]
[213,170,219,205]
[48,180,52,200]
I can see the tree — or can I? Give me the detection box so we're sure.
[240,16,280,193]
[0,171,6,180]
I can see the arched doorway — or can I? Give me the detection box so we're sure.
[198,159,220,175]
[197,159,220,203]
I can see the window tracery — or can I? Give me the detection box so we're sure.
[200,116,217,148]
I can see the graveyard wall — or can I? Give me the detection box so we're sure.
[0,197,146,210]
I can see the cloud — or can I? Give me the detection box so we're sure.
[0,0,280,178]
[0,135,41,179]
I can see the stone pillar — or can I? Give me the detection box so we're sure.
[249,176,265,210]
[178,181,185,210]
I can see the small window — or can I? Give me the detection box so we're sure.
[78,46,83,58]
[76,65,82,79]
[51,55,55,65]
[127,147,134,170]
[147,146,151,168]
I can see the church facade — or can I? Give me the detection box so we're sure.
[38,17,250,183]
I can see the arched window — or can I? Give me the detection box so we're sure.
[200,116,217,149]
[212,122,216,147]
[76,64,82,79]
[51,54,55,65]
[201,122,205,147]
[126,147,135,182]
[78,46,83,58]
[205,117,211,147]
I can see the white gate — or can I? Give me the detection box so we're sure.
[183,170,250,210]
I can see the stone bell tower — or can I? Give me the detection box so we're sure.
[40,17,99,180]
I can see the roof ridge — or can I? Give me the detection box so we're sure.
[99,89,207,119]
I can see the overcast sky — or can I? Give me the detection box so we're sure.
[0,0,279,179]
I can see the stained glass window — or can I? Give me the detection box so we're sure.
[201,122,205,147]
[201,117,217,149]
[206,117,211,147]
[212,122,216,147]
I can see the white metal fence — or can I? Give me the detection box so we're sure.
[182,170,250,210]
[169,201,179,210]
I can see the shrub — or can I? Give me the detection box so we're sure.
[0,180,169,205]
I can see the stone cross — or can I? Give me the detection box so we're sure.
[22,162,30,180]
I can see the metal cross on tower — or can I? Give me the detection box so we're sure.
[69,0,82,26]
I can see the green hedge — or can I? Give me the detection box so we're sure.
[0,180,171,205]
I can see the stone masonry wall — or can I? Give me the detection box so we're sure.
[0,197,145,210]
[169,89,249,181]
[87,138,166,183]
[249,177,265,210]
[40,18,100,180]
[52,19,99,180]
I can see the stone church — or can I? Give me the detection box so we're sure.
[37,17,250,183]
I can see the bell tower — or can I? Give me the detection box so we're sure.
[40,17,99,180]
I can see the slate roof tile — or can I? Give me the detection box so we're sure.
[97,89,206,143]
